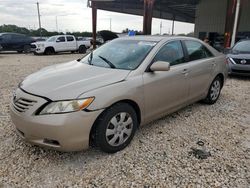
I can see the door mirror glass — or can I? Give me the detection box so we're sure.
[150,61,170,72]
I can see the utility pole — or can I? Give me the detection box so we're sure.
[160,21,162,35]
[56,16,58,32]
[172,17,175,35]
[36,2,42,36]
[110,18,112,31]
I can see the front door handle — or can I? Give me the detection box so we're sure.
[182,69,189,75]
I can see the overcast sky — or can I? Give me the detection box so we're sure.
[0,0,194,34]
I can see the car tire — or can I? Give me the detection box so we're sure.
[93,103,138,153]
[203,76,222,105]
[44,47,55,55]
[79,45,87,54]
[23,45,31,53]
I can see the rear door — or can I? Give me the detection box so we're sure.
[143,40,189,121]
[66,36,76,51]
[182,40,215,102]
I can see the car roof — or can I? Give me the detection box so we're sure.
[118,35,198,42]
[237,39,250,43]
[0,32,25,36]
[52,35,74,37]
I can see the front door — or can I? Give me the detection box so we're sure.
[55,36,66,51]
[143,40,189,122]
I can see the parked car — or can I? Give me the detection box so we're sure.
[226,39,250,76]
[10,36,227,153]
[31,35,91,55]
[0,33,35,53]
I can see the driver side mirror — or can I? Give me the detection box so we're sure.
[150,61,170,72]
[56,39,60,42]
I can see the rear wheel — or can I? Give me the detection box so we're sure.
[79,45,87,54]
[203,76,222,104]
[93,103,138,153]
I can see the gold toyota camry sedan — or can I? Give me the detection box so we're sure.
[10,36,228,153]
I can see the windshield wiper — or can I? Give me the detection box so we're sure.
[98,55,116,69]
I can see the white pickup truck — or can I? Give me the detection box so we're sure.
[31,35,91,55]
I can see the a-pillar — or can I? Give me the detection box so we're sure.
[143,0,155,35]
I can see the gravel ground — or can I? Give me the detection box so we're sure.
[0,53,249,187]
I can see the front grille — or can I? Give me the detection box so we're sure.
[30,44,36,49]
[232,58,250,65]
[232,69,250,74]
[13,98,37,113]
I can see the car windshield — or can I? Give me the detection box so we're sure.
[46,36,56,42]
[80,39,156,70]
[233,40,250,53]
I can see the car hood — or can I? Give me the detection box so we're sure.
[32,41,45,45]
[227,53,250,59]
[20,60,130,100]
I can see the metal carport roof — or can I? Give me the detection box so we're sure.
[89,0,200,23]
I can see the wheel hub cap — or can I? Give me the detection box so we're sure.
[105,112,133,147]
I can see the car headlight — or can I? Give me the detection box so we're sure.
[37,44,45,48]
[39,97,94,115]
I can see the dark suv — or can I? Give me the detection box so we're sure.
[0,33,35,53]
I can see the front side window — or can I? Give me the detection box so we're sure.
[80,39,156,70]
[2,34,12,41]
[66,36,74,42]
[153,40,185,66]
[57,36,65,42]
[47,36,56,42]
[184,40,213,61]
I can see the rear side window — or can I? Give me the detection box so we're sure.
[66,36,74,42]
[153,40,185,66]
[57,36,65,42]
[184,40,214,61]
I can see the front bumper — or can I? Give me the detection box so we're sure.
[30,45,45,54]
[228,63,250,76]
[10,88,103,152]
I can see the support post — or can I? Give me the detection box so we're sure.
[143,0,155,35]
[231,0,241,47]
[92,1,97,49]
[224,0,237,48]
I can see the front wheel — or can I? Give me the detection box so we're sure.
[203,76,222,104]
[23,45,31,53]
[79,45,87,54]
[93,103,138,153]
